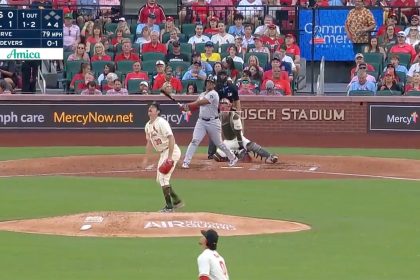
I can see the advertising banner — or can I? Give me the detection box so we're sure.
[0,103,198,130]
[298,8,383,61]
[369,104,420,132]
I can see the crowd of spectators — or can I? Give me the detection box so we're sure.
[2,0,420,96]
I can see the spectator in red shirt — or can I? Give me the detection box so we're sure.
[91,42,112,62]
[260,23,284,54]
[114,39,141,62]
[111,28,125,47]
[192,0,209,25]
[138,0,166,24]
[76,71,96,94]
[204,17,220,35]
[142,31,167,54]
[261,67,291,95]
[86,24,104,52]
[350,53,375,78]
[70,62,91,90]
[377,13,401,37]
[283,33,301,73]
[392,0,416,19]
[263,57,289,81]
[153,66,183,93]
[389,31,417,62]
[124,61,149,86]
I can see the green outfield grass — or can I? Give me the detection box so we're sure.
[1,146,420,160]
[0,147,419,279]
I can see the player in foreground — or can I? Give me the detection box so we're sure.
[181,75,238,168]
[143,102,184,212]
[197,229,229,280]
[214,98,278,164]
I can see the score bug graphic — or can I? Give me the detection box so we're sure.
[0,9,63,60]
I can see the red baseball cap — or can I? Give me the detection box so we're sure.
[210,16,219,22]
[166,16,174,21]
[286,33,295,39]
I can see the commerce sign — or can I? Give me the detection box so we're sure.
[298,8,383,61]
[369,104,420,132]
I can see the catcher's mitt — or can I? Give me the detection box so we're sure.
[158,159,174,174]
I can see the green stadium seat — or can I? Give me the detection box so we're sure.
[65,60,83,80]
[182,79,205,93]
[195,43,219,54]
[182,23,197,38]
[405,90,420,96]
[142,60,158,75]
[387,52,412,68]
[376,90,402,96]
[127,79,148,94]
[362,52,384,70]
[245,52,269,68]
[220,43,235,54]
[142,52,166,62]
[104,22,118,34]
[169,61,191,73]
[348,90,375,96]
[91,61,115,76]
[116,61,134,74]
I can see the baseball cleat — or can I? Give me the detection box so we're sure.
[173,200,185,209]
[228,156,239,167]
[267,155,278,164]
[181,162,189,169]
[159,206,174,213]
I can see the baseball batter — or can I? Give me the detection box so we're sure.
[197,229,229,280]
[214,98,278,164]
[181,75,238,168]
[143,102,184,213]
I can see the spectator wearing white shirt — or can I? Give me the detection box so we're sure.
[188,23,211,46]
[222,45,244,64]
[276,47,296,73]
[404,15,420,36]
[237,0,263,23]
[407,61,420,82]
[211,22,235,50]
[254,15,280,35]
[242,24,255,47]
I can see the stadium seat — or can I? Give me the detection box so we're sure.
[376,90,402,96]
[115,43,140,55]
[195,43,219,54]
[65,61,83,81]
[182,79,205,93]
[348,90,375,96]
[127,79,147,94]
[169,61,191,74]
[245,52,269,68]
[168,43,193,56]
[406,91,420,96]
[104,22,118,34]
[233,61,244,71]
[142,52,166,62]
[387,53,411,68]
[92,61,115,76]
[142,60,158,75]
[396,71,407,84]
[116,61,134,74]
[220,43,235,54]
[182,23,197,38]
[363,52,384,70]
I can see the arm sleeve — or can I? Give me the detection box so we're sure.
[197,255,210,278]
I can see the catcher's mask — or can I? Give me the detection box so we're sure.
[219,98,232,112]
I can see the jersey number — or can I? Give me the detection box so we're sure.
[219,261,227,276]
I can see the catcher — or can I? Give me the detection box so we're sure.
[142,102,184,213]
[214,98,278,164]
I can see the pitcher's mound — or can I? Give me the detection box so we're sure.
[0,212,311,238]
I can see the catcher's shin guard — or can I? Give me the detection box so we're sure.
[246,142,276,163]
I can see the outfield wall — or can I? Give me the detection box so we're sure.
[0,95,419,148]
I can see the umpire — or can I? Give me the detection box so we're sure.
[208,70,241,159]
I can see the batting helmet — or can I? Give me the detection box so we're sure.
[206,75,216,83]
[158,159,174,174]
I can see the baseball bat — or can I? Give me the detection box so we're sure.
[161,89,183,107]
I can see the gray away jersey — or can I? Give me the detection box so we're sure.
[198,90,219,119]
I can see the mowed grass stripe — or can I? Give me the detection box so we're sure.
[1,146,420,160]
